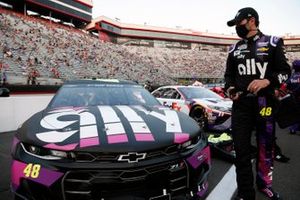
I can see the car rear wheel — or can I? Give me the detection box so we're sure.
[190,106,207,129]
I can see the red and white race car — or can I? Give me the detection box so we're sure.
[152,85,232,131]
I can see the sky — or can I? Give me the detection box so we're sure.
[92,0,300,37]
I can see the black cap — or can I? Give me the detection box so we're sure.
[227,7,259,27]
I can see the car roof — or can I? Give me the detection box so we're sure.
[63,79,138,85]
[156,85,205,89]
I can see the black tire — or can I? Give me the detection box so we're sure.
[190,106,207,129]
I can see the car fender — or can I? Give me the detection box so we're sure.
[189,103,208,117]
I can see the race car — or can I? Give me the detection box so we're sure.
[0,87,10,97]
[210,86,226,98]
[11,79,211,200]
[151,85,232,131]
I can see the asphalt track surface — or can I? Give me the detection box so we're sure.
[1,127,300,200]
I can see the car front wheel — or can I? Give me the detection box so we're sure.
[190,106,207,129]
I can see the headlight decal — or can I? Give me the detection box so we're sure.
[11,160,63,190]
[43,143,78,151]
[186,146,211,169]
[22,143,73,159]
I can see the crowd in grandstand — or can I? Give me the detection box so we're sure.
[1,8,300,86]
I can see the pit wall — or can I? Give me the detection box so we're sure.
[0,94,54,132]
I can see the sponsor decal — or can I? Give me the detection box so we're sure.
[237,54,245,59]
[257,47,269,52]
[169,162,185,170]
[290,77,300,83]
[237,44,247,50]
[36,106,184,149]
[162,102,182,111]
[238,58,268,79]
[118,152,147,163]
[257,41,269,47]
[116,106,154,142]
[187,146,210,169]
[98,106,128,144]
[257,53,269,56]
[143,109,182,133]
[36,108,99,149]
[234,50,241,57]
[234,50,250,57]
[278,74,289,83]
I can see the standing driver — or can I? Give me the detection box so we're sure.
[224,7,291,200]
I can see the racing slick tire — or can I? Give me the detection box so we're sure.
[190,106,207,130]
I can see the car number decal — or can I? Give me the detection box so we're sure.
[23,163,41,178]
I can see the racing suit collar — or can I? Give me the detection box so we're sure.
[243,30,263,43]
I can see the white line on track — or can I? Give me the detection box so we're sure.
[206,165,237,200]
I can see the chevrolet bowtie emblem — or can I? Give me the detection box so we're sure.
[118,152,147,163]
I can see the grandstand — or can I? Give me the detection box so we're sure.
[86,16,238,50]
[0,0,92,27]
[1,3,300,86]
[86,16,300,51]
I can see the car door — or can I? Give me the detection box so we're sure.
[167,89,190,114]
[152,88,167,105]
[153,88,189,114]
[152,87,172,107]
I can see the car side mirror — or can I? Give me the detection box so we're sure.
[0,88,10,97]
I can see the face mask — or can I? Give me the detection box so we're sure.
[235,24,249,39]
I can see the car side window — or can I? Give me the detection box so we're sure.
[161,88,172,99]
[162,88,180,99]
[152,88,165,98]
[174,90,182,99]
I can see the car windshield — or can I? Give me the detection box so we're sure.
[48,84,160,108]
[178,87,223,99]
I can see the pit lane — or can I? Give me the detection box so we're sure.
[1,127,300,200]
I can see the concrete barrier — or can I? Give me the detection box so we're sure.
[0,94,54,132]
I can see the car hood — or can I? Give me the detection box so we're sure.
[17,105,202,152]
[192,98,232,112]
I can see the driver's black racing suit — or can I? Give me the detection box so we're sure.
[224,31,291,199]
